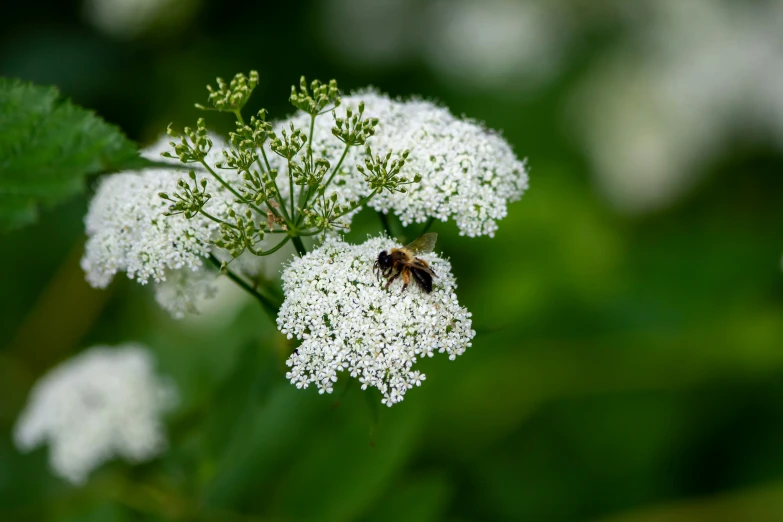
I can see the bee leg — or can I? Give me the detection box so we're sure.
[401,270,411,293]
[385,271,401,289]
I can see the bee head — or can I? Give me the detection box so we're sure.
[376,250,392,269]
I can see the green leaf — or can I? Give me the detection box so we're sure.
[0,77,148,232]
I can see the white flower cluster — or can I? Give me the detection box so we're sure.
[269,91,529,237]
[81,135,239,288]
[277,236,474,406]
[14,344,177,485]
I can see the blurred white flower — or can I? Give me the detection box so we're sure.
[277,236,474,406]
[570,0,783,213]
[270,91,529,237]
[320,0,574,92]
[154,265,218,319]
[14,344,177,485]
[423,0,572,91]
[318,0,421,68]
[83,0,196,39]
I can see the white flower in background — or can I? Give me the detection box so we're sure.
[83,0,197,39]
[570,0,783,213]
[319,0,575,92]
[270,91,529,237]
[14,344,177,485]
[277,236,474,406]
[318,0,421,68]
[154,265,218,319]
[423,0,572,91]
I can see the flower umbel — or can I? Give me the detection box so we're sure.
[278,236,475,406]
[268,90,529,237]
[78,71,529,411]
[14,344,177,484]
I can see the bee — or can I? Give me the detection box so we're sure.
[373,232,439,293]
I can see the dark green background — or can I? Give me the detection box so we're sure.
[2,1,783,521]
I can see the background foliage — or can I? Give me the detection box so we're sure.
[2,0,783,521]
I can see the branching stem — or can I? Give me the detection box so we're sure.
[207,254,280,318]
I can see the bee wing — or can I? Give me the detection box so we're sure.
[404,232,438,254]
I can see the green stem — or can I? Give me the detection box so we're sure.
[259,150,293,227]
[199,209,237,229]
[287,158,296,222]
[333,190,379,220]
[308,114,316,170]
[199,161,266,216]
[419,216,436,235]
[295,185,315,226]
[377,211,394,238]
[249,236,291,256]
[208,255,280,317]
[290,236,307,257]
[199,208,275,235]
[296,228,326,237]
[321,144,351,194]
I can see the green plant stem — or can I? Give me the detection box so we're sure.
[295,185,313,226]
[199,209,238,229]
[332,190,379,220]
[297,228,326,236]
[287,158,296,221]
[377,211,394,239]
[419,216,435,235]
[290,235,307,257]
[321,143,351,193]
[308,114,316,170]
[248,235,291,256]
[208,255,280,317]
[199,160,267,216]
[199,208,274,235]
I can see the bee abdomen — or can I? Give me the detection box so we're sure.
[411,268,433,293]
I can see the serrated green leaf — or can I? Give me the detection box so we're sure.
[0,77,149,232]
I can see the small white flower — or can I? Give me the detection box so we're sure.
[269,91,529,237]
[277,236,474,406]
[14,344,177,485]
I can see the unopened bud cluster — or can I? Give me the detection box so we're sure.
[159,171,210,219]
[196,71,259,113]
[159,72,420,261]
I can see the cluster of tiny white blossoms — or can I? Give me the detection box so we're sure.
[277,236,475,406]
[80,135,272,318]
[268,90,529,237]
[81,135,241,288]
[14,344,177,484]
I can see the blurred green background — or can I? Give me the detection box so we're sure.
[3,0,783,520]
